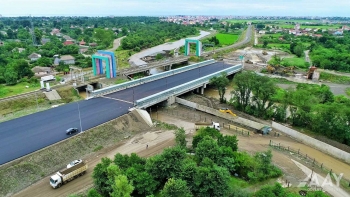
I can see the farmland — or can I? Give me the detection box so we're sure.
[216,33,239,45]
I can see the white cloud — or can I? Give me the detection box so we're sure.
[0,0,349,16]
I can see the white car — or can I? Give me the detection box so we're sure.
[67,159,82,168]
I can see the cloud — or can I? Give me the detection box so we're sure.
[0,0,349,16]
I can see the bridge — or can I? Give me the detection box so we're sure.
[0,59,243,165]
[119,56,190,76]
[116,25,252,76]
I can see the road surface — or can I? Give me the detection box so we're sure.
[129,30,211,66]
[106,36,125,52]
[0,62,232,165]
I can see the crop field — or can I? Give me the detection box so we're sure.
[277,24,340,29]
[216,33,239,45]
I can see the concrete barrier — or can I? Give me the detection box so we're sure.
[272,122,350,164]
[175,97,266,131]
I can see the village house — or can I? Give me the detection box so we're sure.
[28,53,42,61]
[41,38,50,45]
[59,55,75,65]
[31,66,52,76]
[51,28,60,35]
[64,40,74,46]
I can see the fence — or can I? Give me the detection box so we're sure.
[89,59,216,98]
[150,107,251,137]
[272,122,350,164]
[269,140,350,187]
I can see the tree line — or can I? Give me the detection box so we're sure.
[121,22,198,51]
[229,71,350,146]
[83,127,282,197]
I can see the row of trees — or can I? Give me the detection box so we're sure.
[86,127,282,197]
[121,22,198,51]
[228,71,350,146]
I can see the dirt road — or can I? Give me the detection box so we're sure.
[12,109,350,197]
[106,36,125,52]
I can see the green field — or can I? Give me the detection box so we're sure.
[281,57,308,68]
[216,33,239,45]
[226,19,322,24]
[0,82,41,98]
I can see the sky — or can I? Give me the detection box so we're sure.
[0,0,349,17]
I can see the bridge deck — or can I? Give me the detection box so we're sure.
[0,61,234,165]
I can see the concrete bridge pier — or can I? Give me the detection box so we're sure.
[164,64,172,71]
[144,70,151,76]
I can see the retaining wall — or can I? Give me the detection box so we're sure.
[175,97,266,131]
[272,122,350,164]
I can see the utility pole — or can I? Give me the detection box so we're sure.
[29,15,37,46]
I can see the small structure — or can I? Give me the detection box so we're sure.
[41,38,50,45]
[92,50,117,78]
[32,66,52,75]
[13,47,26,53]
[64,40,74,46]
[79,46,89,54]
[60,55,75,65]
[79,40,86,46]
[28,53,42,61]
[51,28,60,35]
[89,42,97,47]
[184,39,201,57]
[0,41,4,46]
[307,66,319,80]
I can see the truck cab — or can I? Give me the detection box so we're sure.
[212,122,220,130]
[50,174,62,188]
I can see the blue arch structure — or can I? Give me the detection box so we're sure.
[91,50,117,78]
[185,39,202,56]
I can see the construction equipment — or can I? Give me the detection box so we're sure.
[219,108,237,117]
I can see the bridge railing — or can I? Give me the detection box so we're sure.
[89,59,216,98]
[135,64,242,108]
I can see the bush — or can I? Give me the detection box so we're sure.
[29,77,39,84]
[0,76,5,84]
[19,77,29,83]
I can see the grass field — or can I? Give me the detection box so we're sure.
[216,33,239,45]
[0,82,41,98]
[320,72,350,84]
[281,57,308,68]
[114,49,136,69]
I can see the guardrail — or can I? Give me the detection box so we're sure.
[120,57,189,75]
[135,64,242,108]
[89,59,216,98]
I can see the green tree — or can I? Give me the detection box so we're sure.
[146,146,187,184]
[263,40,268,48]
[209,72,229,103]
[193,164,231,197]
[174,127,187,149]
[92,157,113,196]
[195,136,220,163]
[34,28,42,43]
[252,76,276,117]
[255,183,286,197]
[161,178,193,197]
[218,135,238,152]
[125,165,158,196]
[4,66,18,85]
[110,175,134,197]
[293,44,304,57]
[231,71,256,111]
[87,188,103,197]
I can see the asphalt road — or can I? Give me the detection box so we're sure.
[0,62,232,165]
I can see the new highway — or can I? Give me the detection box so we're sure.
[0,62,233,165]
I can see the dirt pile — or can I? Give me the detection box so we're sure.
[0,113,151,197]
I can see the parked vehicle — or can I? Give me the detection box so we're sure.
[66,128,78,135]
[41,75,55,82]
[195,122,220,131]
[50,161,87,188]
[67,159,83,168]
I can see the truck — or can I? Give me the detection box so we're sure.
[49,161,88,188]
[41,75,55,82]
[195,122,220,131]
